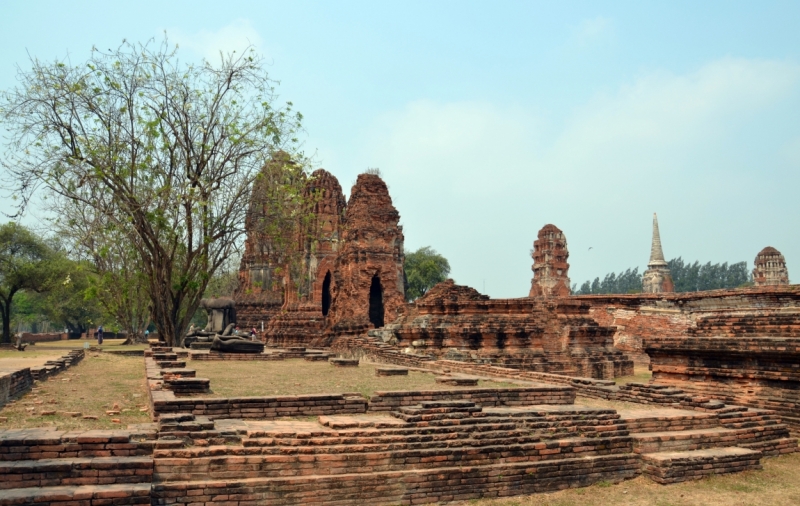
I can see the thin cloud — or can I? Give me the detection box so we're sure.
[360,57,800,297]
[569,16,615,48]
[168,19,264,63]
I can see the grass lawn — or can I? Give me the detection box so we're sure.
[32,338,150,351]
[453,452,800,505]
[0,353,151,430]
[189,359,522,399]
[0,349,64,361]
[614,364,653,385]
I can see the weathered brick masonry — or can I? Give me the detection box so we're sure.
[576,285,800,358]
[379,280,634,379]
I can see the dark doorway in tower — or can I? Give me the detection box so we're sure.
[368,274,384,328]
[321,271,332,316]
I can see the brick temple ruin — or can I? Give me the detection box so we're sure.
[753,246,789,286]
[2,160,798,505]
[528,223,571,298]
[234,165,635,380]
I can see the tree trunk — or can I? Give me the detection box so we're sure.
[0,300,9,344]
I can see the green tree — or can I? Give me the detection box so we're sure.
[1,39,304,346]
[40,258,104,336]
[55,200,151,342]
[0,223,57,342]
[404,247,451,301]
[575,258,750,294]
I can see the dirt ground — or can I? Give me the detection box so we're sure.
[189,359,523,398]
[0,352,151,430]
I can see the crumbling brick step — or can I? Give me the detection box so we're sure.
[330,358,359,367]
[619,409,719,433]
[435,376,480,386]
[156,360,186,368]
[375,367,408,376]
[739,437,799,457]
[152,435,635,481]
[631,427,739,453]
[318,415,408,429]
[0,456,153,489]
[0,429,156,461]
[0,482,151,506]
[243,413,625,442]
[367,386,575,412]
[150,453,641,505]
[642,447,762,484]
[190,352,283,361]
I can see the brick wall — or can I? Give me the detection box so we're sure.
[645,335,800,427]
[368,386,575,411]
[0,368,33,408]
[20,332,68,342]
[150,391,368,418]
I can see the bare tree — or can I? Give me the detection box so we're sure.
[1,38,304,345]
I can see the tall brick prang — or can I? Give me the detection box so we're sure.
[753,246,789,286]
[327,173,406,335]
[529,224,571,298]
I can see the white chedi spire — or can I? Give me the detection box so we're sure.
[648,213,667,267]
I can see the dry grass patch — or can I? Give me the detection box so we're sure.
[0,353,150,430]
[453,452,800,506]
[614,364,653,385]
[0,349,64,360]
[33,338,149,352]
[190,359,522,398]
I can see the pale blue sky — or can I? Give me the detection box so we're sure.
[2,1,799,296]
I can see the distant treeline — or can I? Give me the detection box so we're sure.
[573,257,751,295]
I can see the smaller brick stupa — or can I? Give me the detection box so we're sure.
[642,213,674,293]
[529,224,571,298]
[753,246,789,286]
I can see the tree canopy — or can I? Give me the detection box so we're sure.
[404,247,451,301]
[573,258,751,295]
[1,38,304,345]
[0,223,60,342]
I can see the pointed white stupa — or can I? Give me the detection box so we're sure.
[642,213,674,293]
[648,213,668,268]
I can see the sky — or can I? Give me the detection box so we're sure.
[1,1,799,297]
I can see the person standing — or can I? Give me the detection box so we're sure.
[97,325,104,345]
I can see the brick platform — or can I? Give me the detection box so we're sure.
[330,358,359,367]
[375,367,408,376]
[190,351,284,361]
[435,376,479,386]
[642,447,762,484]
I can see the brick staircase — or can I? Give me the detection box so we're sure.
[620,404,795,484]
[150,401,641,505]
[0,428,156,506]
[2,397,794,504]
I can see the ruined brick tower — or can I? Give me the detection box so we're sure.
[753,246,789,286]
[529,224,571,298]
[234,152,301,328]
[295,169,347,306]
[642,213,674,293]
[327,173,406,334]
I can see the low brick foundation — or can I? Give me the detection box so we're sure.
[190,351,284,361]
[330,358,359,367]
[0,368,33,408]
[375,367,408,376]
[367,385,575,412]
